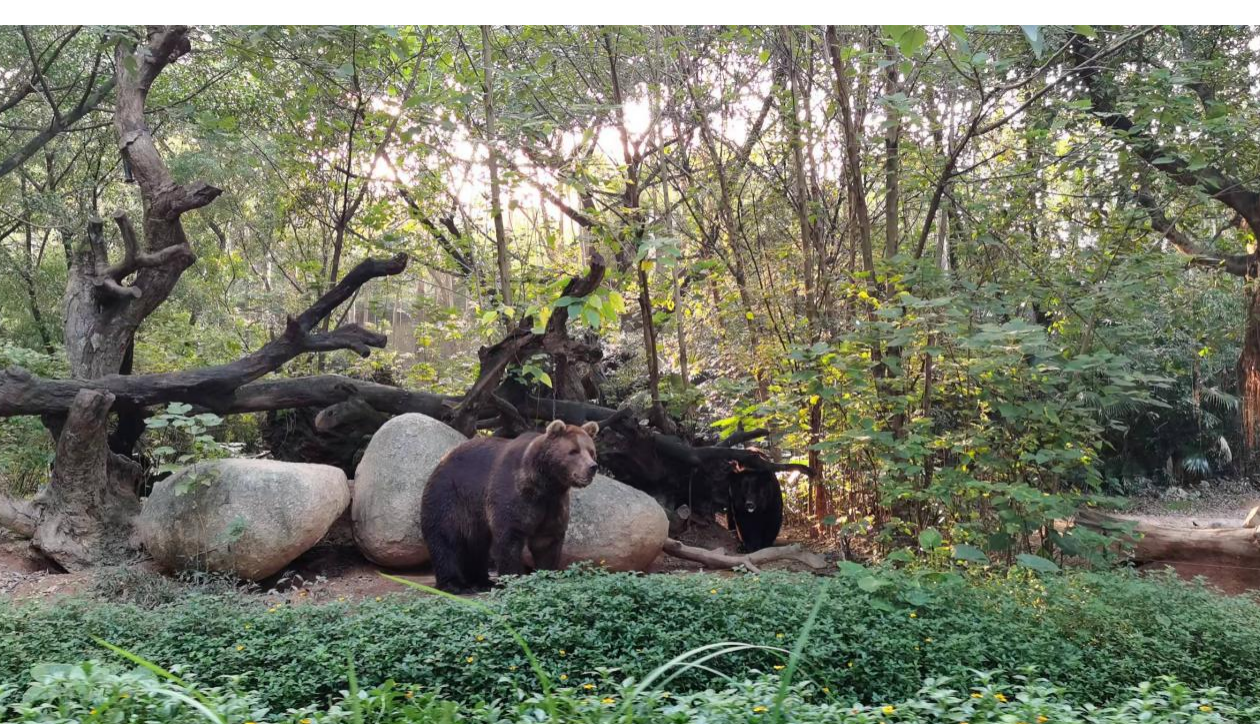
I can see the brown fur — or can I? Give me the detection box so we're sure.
[420,419,599,592]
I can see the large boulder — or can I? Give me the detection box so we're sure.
[554,474,669,572]
[137,459,350,581]
[351,413,467,567]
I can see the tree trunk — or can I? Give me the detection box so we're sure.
[483,25,511,308]
[787,29,829,524]
[28,27,220,568]
[31,389,142,569]
[1239,276,1260,469]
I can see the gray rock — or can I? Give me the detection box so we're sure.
[351,413,467,567]
[137,459,349,581]
[556,474,668,572]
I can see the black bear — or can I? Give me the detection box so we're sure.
[727,466,783,552]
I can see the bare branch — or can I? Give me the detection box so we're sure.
[1073,31,1260,229]
[0,254,409,415]
[1137,192,1251,276]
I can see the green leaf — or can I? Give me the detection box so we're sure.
[901,588,933,607]
[918,527,943,550]
[91,638,221,718]
[583,307,601,328]
[886,548,915,563]
[1015,553,1061,573]
[952,544,990,564]
[608,291,626,314]
[857,576,887,593]
[1020,25,1045,59]
[882,25,910,41]
[836,561,867,576]
[987,532,1014,552]
[167,402,193,416]
[869,597,896,613]
[898,27,928,56]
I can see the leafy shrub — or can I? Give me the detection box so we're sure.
[1,661,1256,723]
[3,569,1260,712]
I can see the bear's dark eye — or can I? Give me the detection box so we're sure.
[568,449,579,456]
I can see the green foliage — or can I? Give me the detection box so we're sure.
[0,414,52,498]
[750,259,1159,559]
[2,662,1255,724]
[3,570,1260,712]
[0,344,62,496]
[144,403,244,476]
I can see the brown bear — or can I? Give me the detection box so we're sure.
[420,419,600,593]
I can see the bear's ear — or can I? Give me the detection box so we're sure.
[581,421,600,437]
[546,419,567,437]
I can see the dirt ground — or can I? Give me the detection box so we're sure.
[8,480,1256,605]
[1120,477,1258,528]
[0,516,840,605]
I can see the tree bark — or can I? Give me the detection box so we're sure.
[1239,279,1260,464]
[30,388,142,569]
[62,27,221,382]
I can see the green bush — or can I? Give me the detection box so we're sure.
[2,569,1259,712]
[1,662,1256,723]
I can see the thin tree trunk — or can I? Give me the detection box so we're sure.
[652,56,689,386]
[482,25,511,307]
[1239,278,1260,469]
[782,29,828,524]
[603,29,664,425]
[883,45,901,260]
[825,26,874,276]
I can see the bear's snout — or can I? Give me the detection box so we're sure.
[570,462,598,487]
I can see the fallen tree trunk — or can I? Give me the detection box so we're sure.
[662,538,828,573]
[226,376,455,417]
[0,254,409,417]
[1076,508,1260,570]
[0,243,810,562]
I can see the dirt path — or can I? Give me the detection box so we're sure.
[1118,478,1258,529]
